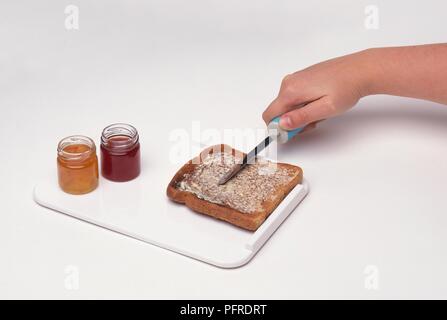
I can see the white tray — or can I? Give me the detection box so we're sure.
[34,171,308,268]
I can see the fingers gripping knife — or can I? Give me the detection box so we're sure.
[218,117,304,185]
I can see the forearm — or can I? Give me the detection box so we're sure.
[361,44,447,105]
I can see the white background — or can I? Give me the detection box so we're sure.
[1,0,447,299]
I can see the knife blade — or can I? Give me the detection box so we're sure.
[218,116,305,185]
[218,135,274,185]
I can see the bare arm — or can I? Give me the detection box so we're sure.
[263,44,447,130]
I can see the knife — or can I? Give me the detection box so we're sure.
[218,116,304,185]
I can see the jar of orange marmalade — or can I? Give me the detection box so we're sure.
[57,135,99,195]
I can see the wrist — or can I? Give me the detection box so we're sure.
[355,48,385,98]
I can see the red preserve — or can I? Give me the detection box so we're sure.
[100,123,141,182]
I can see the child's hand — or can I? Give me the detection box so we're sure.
[263,44,447,131]
[262,50,371,130]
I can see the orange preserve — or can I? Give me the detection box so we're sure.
[57,136,99,195]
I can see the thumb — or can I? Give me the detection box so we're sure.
[279,96,335,130]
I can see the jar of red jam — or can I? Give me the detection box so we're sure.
[100,123,141,182]
[57,135,99,195]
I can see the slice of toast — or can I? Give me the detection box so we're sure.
[166,144,303,231]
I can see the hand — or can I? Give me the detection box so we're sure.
[262,50,371,130]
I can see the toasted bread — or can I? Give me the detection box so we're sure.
[166,144,303,231]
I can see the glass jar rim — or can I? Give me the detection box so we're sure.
[58,135,96,161]
[101,123,139,151]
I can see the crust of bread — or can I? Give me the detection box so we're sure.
[166,144,303,231]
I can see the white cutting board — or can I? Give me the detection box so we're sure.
[33,163,309,268]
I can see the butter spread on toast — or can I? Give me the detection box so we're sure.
[177,152,295,214]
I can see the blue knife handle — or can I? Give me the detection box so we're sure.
[268,116,304,144]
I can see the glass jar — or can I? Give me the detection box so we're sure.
[57,135,99,195]
[100,123,141,182]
